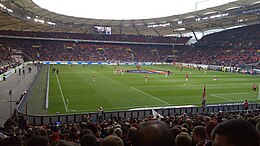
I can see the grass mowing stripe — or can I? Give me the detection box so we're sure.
[55,74,68,112]
[131,86,171,105]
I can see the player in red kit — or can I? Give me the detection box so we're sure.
[92,74,96,82]
[185,74,189,82]
[121,69,124,75]
[252,83,257,92]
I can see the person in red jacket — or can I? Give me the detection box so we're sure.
[244,99,248,110]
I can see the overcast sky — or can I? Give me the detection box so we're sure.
[33,0,237,20]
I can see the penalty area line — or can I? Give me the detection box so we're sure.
[210,92,260,102]
[211,92,252,95]
[131,86,171,105]
[209,94,233,102]
[68,109,76,112]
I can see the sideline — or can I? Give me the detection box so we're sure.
[55,74,68,112]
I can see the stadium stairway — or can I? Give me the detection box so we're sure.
[0,64,38,126]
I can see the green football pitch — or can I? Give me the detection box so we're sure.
[46,65,260,114]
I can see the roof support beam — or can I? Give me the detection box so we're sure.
[229,1,247,7]
[94,19,102,26]
[0,17,14,21]
[42,27,56,32]
[20,24,40,30]
[170,26,182,36]
[191,29,198,42]
[153,28,160,36]
[0,21,24,28]
[132,20,140,35]
[119,20,123,35]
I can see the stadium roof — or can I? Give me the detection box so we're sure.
[0,0,259,36]
[32,0,238,20]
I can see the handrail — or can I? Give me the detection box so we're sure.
[15,103,260,125]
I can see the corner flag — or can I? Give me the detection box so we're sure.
[152,109,164,119]
[202,84,206,112]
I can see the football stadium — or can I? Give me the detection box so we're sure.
[0,0,260,145]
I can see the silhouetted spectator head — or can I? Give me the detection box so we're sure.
[26,135,49,146]
[79,129,93,139]
[69,132,79,143]
[100,135,124,146]
[125,126,137,146]
[132,120,174,146]
[49,132,60,143]
[112,128,123,138]
[0,132,7,143]
[170,126,182,140]
[175,132,192,146]
[85,123,100,137]
[4,117,16,131]
[212,119,259,146]
[192,125,206,146]
[50,140,76,146]
[1,136,23,146]
[126,126,137,141]
[205,120,218,140]
[80,134,96,146]
[256,121,260,136]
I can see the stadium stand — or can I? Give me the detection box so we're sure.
[0,19,260,146]
[0,47,21,75]
[196,24,260,48]
[173,24,260,67]
[0,30,191,44]
[0,38,174,62]
[0,24,259,66]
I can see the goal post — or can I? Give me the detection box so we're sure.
[258,83,260,100]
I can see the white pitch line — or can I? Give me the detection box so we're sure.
[212,92,252,95]
[55,74,68,112]
[68,109,76,112]
[209,94,233,101]
[258,83,260,100]
[74,104,167,112]
[131,87,171,105]
[66,97,260,113]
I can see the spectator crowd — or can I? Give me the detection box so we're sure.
[1,110,260,146]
